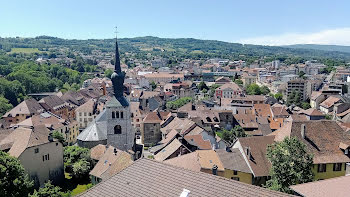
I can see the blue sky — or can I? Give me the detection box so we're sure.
[1,0,350,45]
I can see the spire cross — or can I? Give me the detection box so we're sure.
[115,26,118,39]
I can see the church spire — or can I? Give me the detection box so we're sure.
[114,26,121,73]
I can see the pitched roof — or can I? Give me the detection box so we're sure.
[90,144,107,161]
[216,148,251,173]
[271,120,350,164]
[216,82,242,91]
[320,96,341,108]
[160,117,196,135]
[299,108,324,116]
[154,139,189,161]
[3,99,44,117]
[143,111,170,124]
[237,136,275,177]
[271,105,289,117]
[79,158,289,197]
[77,110,107,142]
[311,91,322,100]
[184,135,212,150]
[16,112,65,130]
[75,99,96,113]
[290,175,350,197]
[89,146,133,180]
[39,95,66,109]
[0,126,51,158]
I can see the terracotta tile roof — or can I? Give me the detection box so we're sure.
[80,158,289,197]
[3,99,44,117]
[160,117,196,135]
[254,104,272,117]
[39,95,66,109]
[216,82,242,91]
[237,136,275,177]
[159,129,179,145]
[290,175,350,197]
[16,112,65,130]
[184,135,212,150]
[310,91,322,100]
[287,114,308,122]
[89,146,133,180]
[272,120,350,164]
[75,99,96,113]
[337,108,350,117]
[271,105,289,117]
[216,148,251,173]
[320,96,341,108]
[299,108,324,116]
[0,126,51,158]
[154,139,189,161]
[143,111,170,124]
[90,144,107,161]
[165,150,224,172]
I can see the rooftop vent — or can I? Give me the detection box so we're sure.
[180,189,191,197]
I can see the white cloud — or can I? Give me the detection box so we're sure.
[238,28,350,46]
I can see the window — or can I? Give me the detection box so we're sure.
[112,112,115,118]
[34,148,39,153]
[84,112,87,116]
[231,177,239,181]
[79,112,82,116]
[116,111,120,118]
[317,164,327,173]
[114,125,122,134]
[121,112,124,119]
[233,170,238,175]
[333,163,342,171]
[56,143,58,146]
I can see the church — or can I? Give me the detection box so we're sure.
[77,32,135,152]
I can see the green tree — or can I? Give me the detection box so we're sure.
[221,125,246,143]
[104,69,113,79]
[64,146,90,173]
[52,131,65,144]
[72,159,90,179]
[150,81,157,90]
[298,71,306,78]
[260,85,270,95]
[197,81,209,91]
[274,93,283,101]
[234,79,243,85]
[0,96,13,116]
[246,83,261,95]
[0,150,33,197]
[29,181,63,197]
[266,137,314,193]
[166,97,193,110]
[301,102,311,110]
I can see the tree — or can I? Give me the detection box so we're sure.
[260,86,270,95]
[266,137,314,193]
[274,93,283,101]
[246,83,261,95]
[150,81,157,90]
[72,159,90,179]
[301,102,311,110]
[222,125,246,143]
[104,69,113,79]
[234,79,243,86]
[64,146,90,173]
[0,96,13,116]
[0,150,33,197]
[29,181,63,197]
[52,131,65,144]
[197,81,209,91]
[298,71,306,78]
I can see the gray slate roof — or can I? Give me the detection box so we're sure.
[106,96,129,108]
[216,148,251,174]
[79,158,290,197]
[77,110,107,141]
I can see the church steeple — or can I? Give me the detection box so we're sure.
[110,27,126,100]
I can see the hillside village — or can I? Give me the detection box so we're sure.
[2,34,350,196]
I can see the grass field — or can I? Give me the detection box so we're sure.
[9,48,41,54]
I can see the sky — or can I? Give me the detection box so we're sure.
[1,0,350,46]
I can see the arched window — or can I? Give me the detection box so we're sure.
[114,125,122,134]
[116,111,119,118]
[112,112,115,118]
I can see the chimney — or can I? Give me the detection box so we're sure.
[212,164,218,175]
[301,124,306,139]
[114,148,117,154]
[246,146,251,160]
[48,134,53,142]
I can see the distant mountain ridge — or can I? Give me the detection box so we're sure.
[283,44,350,54]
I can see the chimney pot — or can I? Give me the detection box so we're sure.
[212,164,218,175]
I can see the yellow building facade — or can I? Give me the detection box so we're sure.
[312,163,346,181]
[223,169,253,184]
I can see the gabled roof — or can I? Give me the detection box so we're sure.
[76,99,96,113]
[0,126,51,158]
[216,82,242,91]
[154,138,189,161]
[39,95,66,109]
[79,158,289,197]
[299,108,324,116]
[237,136,275,177]
[216,148,251,173]
[143,111,170,124]
[320,96,341,108]
[3,99,44,117]
[16,112,65,130]
[310,91,322,100]
[184,135,212,150]
[89,145,133,180]
[160,117,196,135]
[271,120,350,164]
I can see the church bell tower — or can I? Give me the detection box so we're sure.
[106,28,135,151]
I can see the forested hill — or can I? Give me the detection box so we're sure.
[1,36,350,63]
[283,44,350,54]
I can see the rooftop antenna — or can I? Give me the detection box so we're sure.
[115,26,118,39]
